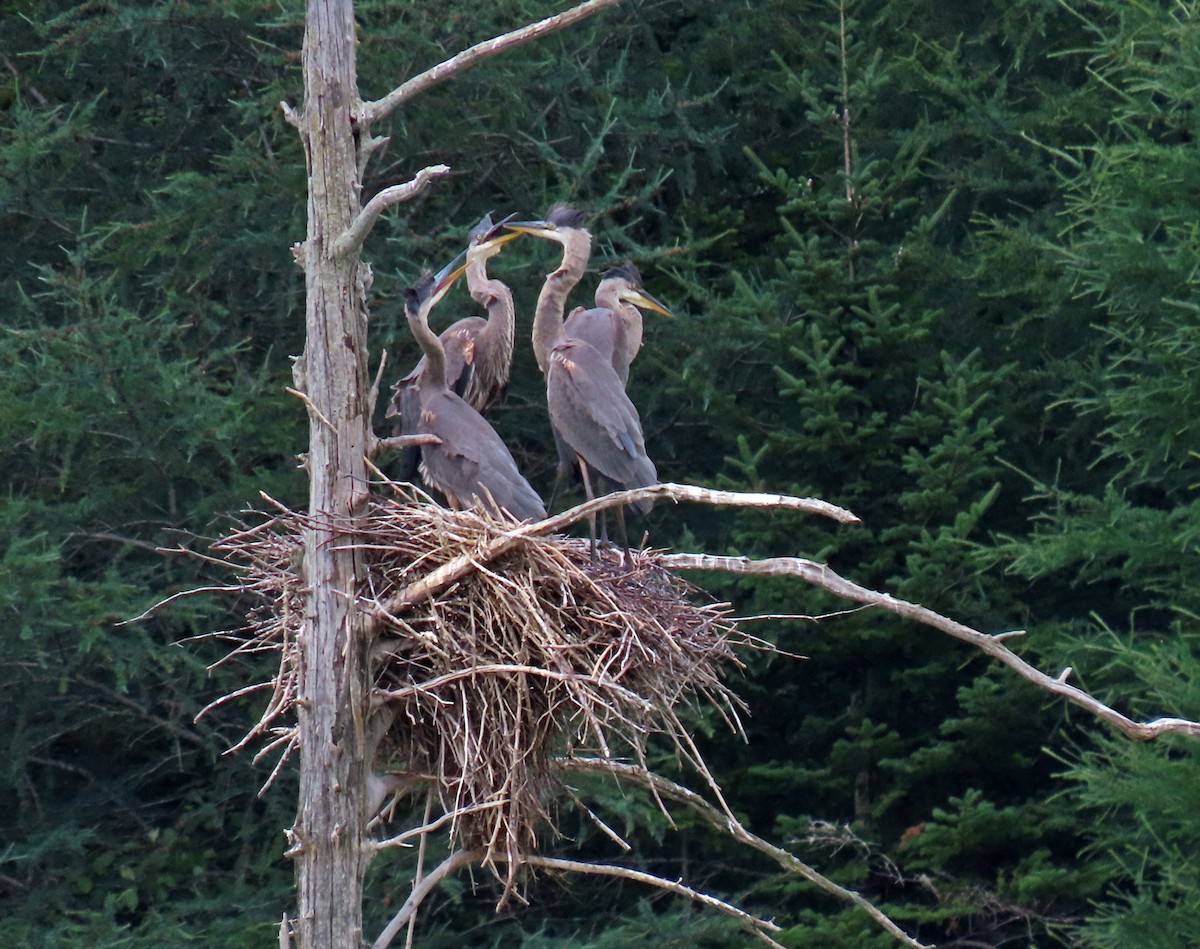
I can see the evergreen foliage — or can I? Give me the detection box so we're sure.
[3,0,1198,945]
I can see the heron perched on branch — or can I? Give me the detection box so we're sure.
[387,213,521,476]
[401,256,545,523]
[505,204,657,561]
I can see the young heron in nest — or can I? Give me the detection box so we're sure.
[388,212,521,478]
[403,246,546,523]
[548,261,673,505]
[566,260,673,386]
[504,205,657,563]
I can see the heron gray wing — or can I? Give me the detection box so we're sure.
[547,340,655,491]
[419,392,545,522]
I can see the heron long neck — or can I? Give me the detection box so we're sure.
[531,228,592,375]
[466,252,515,381]
[407,299,447,393]
[594,281,643,369]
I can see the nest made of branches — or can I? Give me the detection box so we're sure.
[209,492,745,878]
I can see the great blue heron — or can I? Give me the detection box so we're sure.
[565,260,673,386]
[402,260,546,523]
[548,260,673,500]
[387,213,521,476]
[504,204,657,561]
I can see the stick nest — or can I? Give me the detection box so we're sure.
[211,494,744,875]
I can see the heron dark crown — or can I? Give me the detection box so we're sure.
[601,261,642,285]
[545,203,589,229]
[468,212,495,244]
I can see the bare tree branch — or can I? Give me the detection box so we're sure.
[368,349,389,421]
[658,553,1200,740]
[332,164,450,257]
[371,849,476,949]
[374,483,856,618]
[562,757,930,949]
[516,855,787,949]
[360,0,623,125]
[371,433,443,457]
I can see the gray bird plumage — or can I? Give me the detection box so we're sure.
[403,267,545,523]
[505,206,659,550]
[564,261,673,386]
[387,213,520,477]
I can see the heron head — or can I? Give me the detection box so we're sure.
[501,203,589,244]
[602,261,674,318]
[406,253,468,314]
[468,211,522,259]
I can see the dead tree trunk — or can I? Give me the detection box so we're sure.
[281,2,624,945]
[292,0,373,945]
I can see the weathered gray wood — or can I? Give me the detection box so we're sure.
[286,3,627,946]
[293,0,373,945]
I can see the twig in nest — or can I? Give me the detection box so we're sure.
[209,496,747,904]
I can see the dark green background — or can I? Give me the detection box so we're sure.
[3,0,1198,945]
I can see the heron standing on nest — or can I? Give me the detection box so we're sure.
[548,260,673,500]
[566,260,673,386]
[402,253,546,523]
[504,204,657,562]
[388,213,521,476]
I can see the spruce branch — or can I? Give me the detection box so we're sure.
[360,0,623,125]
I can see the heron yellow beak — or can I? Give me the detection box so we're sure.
[431,250,468,301]
[619,287,674,318]
[501,219,560,238]
[476,228,523,252]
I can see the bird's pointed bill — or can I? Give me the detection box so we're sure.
[432,250,468,299]
[501,218,559,238]
[480,211,522,245]
[619,287,674,318]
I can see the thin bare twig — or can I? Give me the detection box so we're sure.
[361,0,623,125]
[374,800,503,852]
[333,164,450,257]
[372,433,443,457]
[368,350,389,421]
[284,386,335,431]
[405,791,435,949]
[657,553,1200,740]
[562,758,929,948]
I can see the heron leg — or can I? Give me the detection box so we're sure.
[547,424,577,512]
[613,502,633,568]
[546,459,573,513]
[577,457,598,565]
